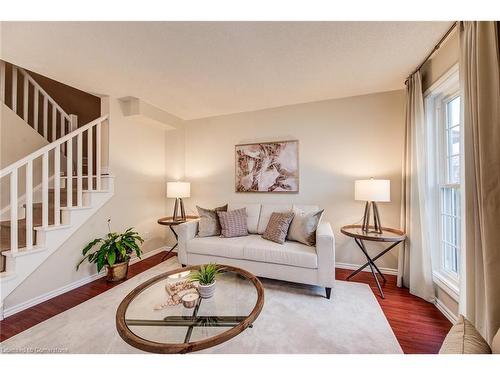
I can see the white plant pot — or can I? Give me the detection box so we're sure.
[198,280,216,299]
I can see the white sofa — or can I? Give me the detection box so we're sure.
[176,203,335,298]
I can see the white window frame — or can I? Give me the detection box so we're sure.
[424,64,462,299]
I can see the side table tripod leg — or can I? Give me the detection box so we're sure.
[356,239,387,282]
[357,239,385,298]
[162,226,179,261]
[368,261,385,299]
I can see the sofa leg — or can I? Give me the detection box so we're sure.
[325,287,332,299]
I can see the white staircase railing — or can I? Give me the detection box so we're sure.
[0,60,78,143]
[0,114,109,254]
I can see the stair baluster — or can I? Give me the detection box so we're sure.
[0,60,5,102]
[96,121,102,190]
[54,144,61,226]
[11,66,17,113]
[25,160,33,249]
[87,127,93,191]
[33,87,39,133]
[42,153,49,227]
[23,75,28,121]
[66,140,73,208]
[10,170,18,253]
[77,132,83,207]
[43,96,48,138]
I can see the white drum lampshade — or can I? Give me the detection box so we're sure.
[354,179,390,202]
[354,179,390,234]
[167,182,190,221]
[167,182,191,198]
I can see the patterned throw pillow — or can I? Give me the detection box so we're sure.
[217,208,249,238]
[196,204,228,237]
[287,208,324,246]
[262,211,295,244]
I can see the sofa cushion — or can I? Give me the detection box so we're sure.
[218,208,249,238]
[243,235,318,269]
[439,315,492,354]
[196,204,227,237]
[187,235,250,259]
[262,211,295,244]
[257,204,292,234]
[228,203,261,233]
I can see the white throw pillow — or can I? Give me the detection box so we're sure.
[287,208,324,246]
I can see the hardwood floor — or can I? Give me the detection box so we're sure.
[0,252,174,342]
[1,254,451,353]
[336,268,452,354]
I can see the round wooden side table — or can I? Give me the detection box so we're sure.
[340,224,406,299]
[157,216,199,260]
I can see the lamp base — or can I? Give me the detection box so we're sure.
[172,198,186,222]
[361,201,383,234]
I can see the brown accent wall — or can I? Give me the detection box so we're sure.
[27,70,101,127]
[2,60,102,163]
[2,61,101,128]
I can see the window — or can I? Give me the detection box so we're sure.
[424,65,462,296]
[439,96,461,277]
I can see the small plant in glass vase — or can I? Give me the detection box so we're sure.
[189,263,220,298]
[77,219,144,282]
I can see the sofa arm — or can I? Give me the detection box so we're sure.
[316,221,336,287]
[176,220,199,265]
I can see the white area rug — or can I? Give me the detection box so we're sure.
[1,257,402,354]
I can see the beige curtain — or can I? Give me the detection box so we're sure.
[459,21,500,343]
[397,71,435,302]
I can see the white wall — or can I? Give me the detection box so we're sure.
[1,103,50,214]
[4,96,183,310]
[184,90,406,270]
[1,103,49,168]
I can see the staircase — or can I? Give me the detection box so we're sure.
[0,60,113,317]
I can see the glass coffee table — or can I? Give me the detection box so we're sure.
[116,265,264,354]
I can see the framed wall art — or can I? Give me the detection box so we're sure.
[235,140,299,193]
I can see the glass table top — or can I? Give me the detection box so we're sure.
[118,266,263,352]
[340,225,406,242]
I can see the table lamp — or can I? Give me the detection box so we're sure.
[167,181,190,222]
[354,178,390,234]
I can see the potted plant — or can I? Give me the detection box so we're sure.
[189,263,220,298]
[77,220,144,282]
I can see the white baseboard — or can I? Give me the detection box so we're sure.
[336,262,398,276]
[435,298,458,324]
[2,246,171,319]
[129,246,171,265]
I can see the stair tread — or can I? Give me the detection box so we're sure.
[0,271,17,281]
[2,245,46,258]
[34,224,72,231]
[0,174,111,271]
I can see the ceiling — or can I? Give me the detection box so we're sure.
[0,21,452,120]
